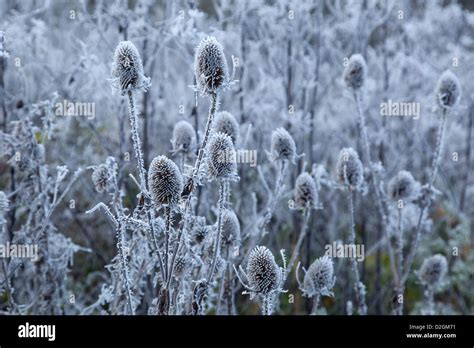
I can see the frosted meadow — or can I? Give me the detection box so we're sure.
[0,0,473,316]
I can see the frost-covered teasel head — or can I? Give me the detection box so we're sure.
[387,170,417,202]
[293,172,318,209]
[171,120,196,155]
[344,54,367,90]
[190,217,210,245]
[270,127,297,163]
[207,132,237,180]
[418,254,447,288]
[435,70,461,110]
[194,36,229,95]
[246,246,282,296]
[220,209,241,248]
[336,147,364,189]
[148,155,183,207]
[111,41,150,95]
[91,163,110,193]
[213,111,239,144]
[300,256,336,298]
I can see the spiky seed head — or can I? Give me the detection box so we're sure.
[303,256,336,297]
[294,172,318,208]
[336,147,364,189]
[418,254,448,288]
[435,70,462,109]
[213,111,239,144]
[111,41,150,95]
[270,127,296,163]
[387,170,417,202]
[343,54,367,90]
[174,256,188,277]
[91,164,110,193]
[207,132,237,180]
[194,36,228,95]
[246,246,281,295]
[190,218,210,245]
[0,191,9,212]
[220,209,241,248]
[171,120,196,155]
[191,218,210,244]
[148,155,183,207]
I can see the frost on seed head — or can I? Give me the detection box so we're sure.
[220,209,241,249]
[343,54,367,90]
[387,170,417,202]
[418,254,448,288]
[194,36,229,95]
[171,120,196,155]
[293,172,318,209]
[213,111,239,144]
[246,246,282,296]
[91,164,110,193]
[336,147,364,190]
[207,132,237,180]
[111,41,150,95]
[190,216,211,245]
[148,155,184,207]
[270,127,297,163]
[435,70,462,110]
[300,256,336,298]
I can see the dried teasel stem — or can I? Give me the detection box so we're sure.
[127,91,147,192]
[208,180,226,283]
[311,294,321,315]
[353,90,398,292]
[393,207,404,315]
[285,205,311,280]
[185,91,218,196]
[117,216,134,315]
[347,187,367,315]
[402,110,447,285]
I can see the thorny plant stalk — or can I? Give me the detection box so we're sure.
[127,90,170,307]
[394,206,404,315]
[285,205,311,280]
[208,181,225,283]
[353,91,398,289]
[311,293,321,315]
[216,247,230,314]
[117,215,135,315]
[403,110,448,284]
[127,91,147,192]
[189,92,218,194]
[348,187,367,315]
